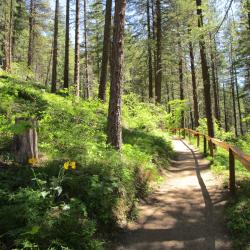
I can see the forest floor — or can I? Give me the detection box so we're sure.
[115,138,232,250]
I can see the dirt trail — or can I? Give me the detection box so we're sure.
[116,139,231,250]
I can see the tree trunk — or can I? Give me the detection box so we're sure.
[152,0,157,102]
[51,0,59,93]
[230,65,238,137]
[178,40,184,128]
[155,0,162,103]
[28,0,34,68]
[222,82,229,131]
[189,40,199,128]
[196,0,214,137]
[209,33,220,123]
[74,0,80,97]
[3,0,13,71]
[13,118,38,164]
[147,0,153,99]
[107,0,126,150]
[98,0,112,101]
[234,65,244,135]
[63,0,70,89]
[7,0,13,71]
[3,5,9,71]
[45,42,53,87]
[84,0,90,99]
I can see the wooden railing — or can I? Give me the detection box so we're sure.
[169,128,250,195]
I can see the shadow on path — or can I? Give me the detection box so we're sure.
[115,139,231,250]
[180,139,215,250]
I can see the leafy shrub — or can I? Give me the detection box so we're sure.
[226,179,250,250]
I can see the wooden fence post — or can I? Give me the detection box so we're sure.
[209,140,214,158]
[203,135,207,155]
[229,148,236,195]
[196,134,200,148]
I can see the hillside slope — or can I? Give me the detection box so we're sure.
[0,72,173,249]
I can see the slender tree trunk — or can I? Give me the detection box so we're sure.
[3,0,13,71]
[189,41,199,128]
[96,31,100,79]
[63,0,70,89]
[222,82,229,131]
[98,0,112,101]
[51,0,59,93]
[74,0,80,97]
[147,0,153,99]
[7,0,13,71]
[84,0,90,99]
[45,43,53,87]
[155,0,162,103]
[247,0,250,30]
[196,0,214,137]
[214,38,221,121]
[107,0,126,150]
[209,33,220,123]
[152,0,157,101]
[178,40,184,128]
[190,108,194,129]
[230,65,238,136]
[3,0,8,71]
[234,65,244,135]
[166,82,170,112]
[28,0,34,68]
[229,42,238,136]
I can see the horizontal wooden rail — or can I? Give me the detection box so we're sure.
[169,128,250,195]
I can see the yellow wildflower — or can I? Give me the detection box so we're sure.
[64,161,70,170]
[28,157,38,166]
[70,161,76,170]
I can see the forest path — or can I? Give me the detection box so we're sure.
[115,138,231,250]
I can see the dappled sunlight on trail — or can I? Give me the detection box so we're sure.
[116,139,231,250]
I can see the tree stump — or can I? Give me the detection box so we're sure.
[13,118,38,164]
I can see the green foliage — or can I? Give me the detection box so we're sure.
[226,179,250,250]
[166,99,190,128]
[0,73,173,249]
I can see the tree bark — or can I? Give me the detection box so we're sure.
[230,65,238,136]
[84,0,90,99]
[222,82,229,131]
[189,40,199,128]
[7,0,13,71]
[147,0,154,99]
[63,0,70,89]
[196,0,214,137]
[152,0,157,102]
[234,65,244,135]
[13,118,38,164]
[74,0,80,97]
[98,0,112,101]
[51,0,59,93]
[178,40,184,128]
[3,0,13,71]
[28,0,34,68]
[155,0,162,103]
[107,0,126,150]
[209,33,220,123]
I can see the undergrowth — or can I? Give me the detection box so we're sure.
[0,72,173,249]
